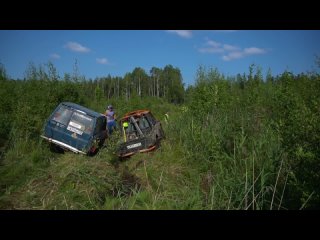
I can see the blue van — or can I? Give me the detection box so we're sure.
[41,102,108,155]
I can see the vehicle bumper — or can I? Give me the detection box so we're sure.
[117,137,157,157]
[41,135,87,154]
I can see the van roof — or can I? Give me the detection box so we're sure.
[61,102,103,118]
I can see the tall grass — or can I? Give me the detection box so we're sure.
[1,64,319,209]
[163,101,289,209]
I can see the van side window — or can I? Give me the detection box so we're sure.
[52,106,73,126]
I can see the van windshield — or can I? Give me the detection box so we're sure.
[68,111,94,135]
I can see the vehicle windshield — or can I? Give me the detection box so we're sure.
[68,111,94,135]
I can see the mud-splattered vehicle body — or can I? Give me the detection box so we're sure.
[117,110,165,158]
[41,102,108,155]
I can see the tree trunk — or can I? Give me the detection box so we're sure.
[118,77,120,98]
[107,86,111,99]
[153,76,156,97]
[157,76,159,98]
[138,76,141,97]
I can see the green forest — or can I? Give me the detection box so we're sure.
[0,60,319,209]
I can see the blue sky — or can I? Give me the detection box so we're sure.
[0,30,319,86]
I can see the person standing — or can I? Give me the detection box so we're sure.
[105,105,116,135]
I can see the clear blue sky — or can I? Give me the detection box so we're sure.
[1,30,319,86]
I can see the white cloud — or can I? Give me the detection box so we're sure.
[243,47,266,54]
[210,30,237,33]
[223,44,240,51]
[207,40,221,48]
[50,53,60,59]
[96,58,109,65]
[65,41,91,53]
[222,47,266,61]
[199,39,267,61]
[222,55,230,61]
[166,30,192,38]
[198,40,223,53]
[198,40,238,53]
[222,51,244,61]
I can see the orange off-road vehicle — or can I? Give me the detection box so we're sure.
[117,110,165,158]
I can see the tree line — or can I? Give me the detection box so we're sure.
[21,62,185,104]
